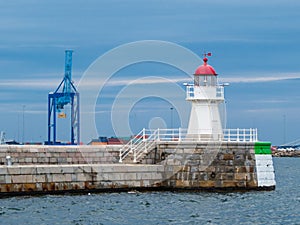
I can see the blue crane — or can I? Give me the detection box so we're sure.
[47,50,80,145]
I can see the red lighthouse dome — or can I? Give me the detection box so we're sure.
[194,58,217,75]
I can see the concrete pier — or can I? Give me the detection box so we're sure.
[0,142,275,195]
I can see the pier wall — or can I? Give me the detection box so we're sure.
[157,142,275,190]
[0,142,275,195]
[0,145,120,165]
[0,164,164,193]
[158,142,258,189]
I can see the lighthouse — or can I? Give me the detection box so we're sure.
[186,54,225,140]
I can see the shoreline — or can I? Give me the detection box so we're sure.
[272,150,300,157]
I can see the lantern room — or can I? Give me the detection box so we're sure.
[194,57,218,87]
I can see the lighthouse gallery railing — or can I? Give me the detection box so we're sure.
[119,128,258,163]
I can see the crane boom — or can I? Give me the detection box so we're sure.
[47,50,80,145]
[57,50,73,109]
[63,50,73,96]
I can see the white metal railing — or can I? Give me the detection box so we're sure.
[0,131,6,145]
[186,85,195,98]
[223,128,258,142]
[186,84,224,99]
[216,86,223,97]
[119,128,258,163]
[119,128,160,163]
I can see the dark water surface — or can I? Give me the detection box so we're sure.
[0,158,299,225]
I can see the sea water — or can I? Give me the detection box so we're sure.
[0,158,299,225]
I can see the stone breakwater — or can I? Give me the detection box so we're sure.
[0,164,164,193]
[0,142,275,195]
[0,145,120,165]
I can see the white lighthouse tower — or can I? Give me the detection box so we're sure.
[186,54,225,140]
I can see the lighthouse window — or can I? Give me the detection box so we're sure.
[198,76,206,86]
[194,76,200,86]
[195,75,217,86]
[211,76,217,86]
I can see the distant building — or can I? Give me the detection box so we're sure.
[5,140,19,145]
[88,136,129,145]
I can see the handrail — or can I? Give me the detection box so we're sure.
[119,129,144,162]
[119,128,258,163]
[119,128,160,163]
[133,129,159,162]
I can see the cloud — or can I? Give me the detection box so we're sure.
[104,76,190,86]
[220,73,300,83]
[243,107,294,114]
[0,79,56,89]
[0,72,79,89]
[1,72,299,91]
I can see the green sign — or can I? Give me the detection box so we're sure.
[255,142,272,154]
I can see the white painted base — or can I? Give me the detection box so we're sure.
[255,154,276,187]
[187,101,222,137]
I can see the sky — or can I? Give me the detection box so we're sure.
[0,0,300,145]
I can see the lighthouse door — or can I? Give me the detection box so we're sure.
[212,120,222,141]
[212,120,218,140]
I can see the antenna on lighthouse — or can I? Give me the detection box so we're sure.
[203,52,212,58]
